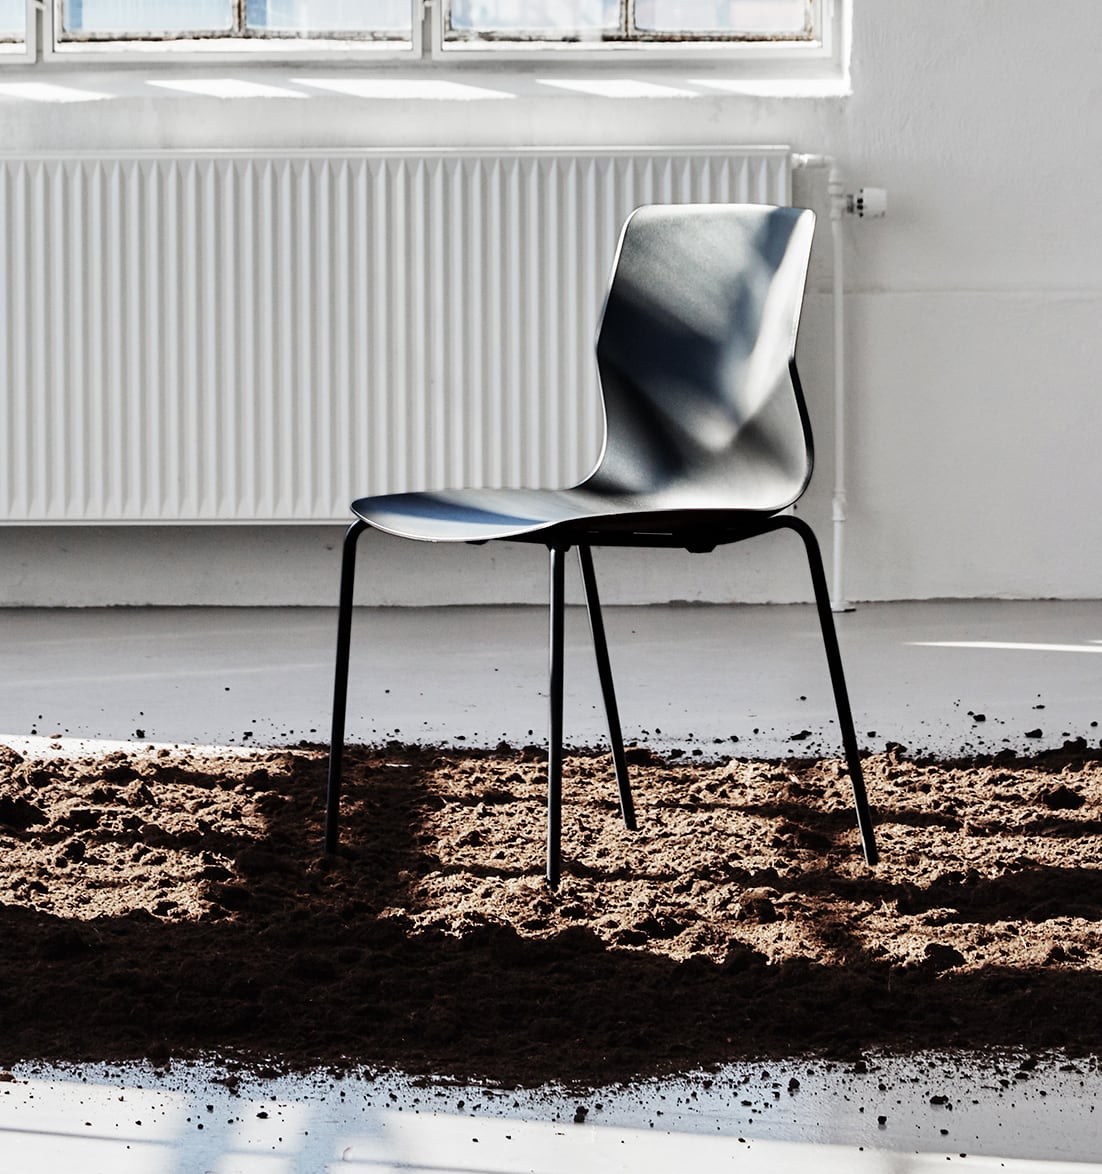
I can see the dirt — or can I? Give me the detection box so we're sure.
[3,737,1102,1088]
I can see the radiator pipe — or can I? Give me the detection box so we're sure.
[792,154,854,612]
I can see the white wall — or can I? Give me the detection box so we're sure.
[2,0,1101,605]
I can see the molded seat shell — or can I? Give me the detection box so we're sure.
[353,204,816,546]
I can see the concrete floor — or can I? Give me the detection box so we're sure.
[3,599,1102,1173]
[4,1052,1101,1174]
[3,599,1102,759]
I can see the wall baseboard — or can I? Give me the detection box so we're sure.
[0,525,817,608]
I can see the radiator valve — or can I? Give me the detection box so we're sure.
[846,187,887,218]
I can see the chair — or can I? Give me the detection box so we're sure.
[325,203,877,886]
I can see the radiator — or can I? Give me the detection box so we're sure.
[0,147,792,523]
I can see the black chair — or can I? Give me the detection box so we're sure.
[326,203,877,886]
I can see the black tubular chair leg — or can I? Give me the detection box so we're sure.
[326,518,368,855]
[577,545,637,830]
[547,545,567,888]
[776,516,878,865]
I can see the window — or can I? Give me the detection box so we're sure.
[49,0,417,54]
[445,0,812,43]
[29,0,834,63]
[438,0,832,61]
[0,0,27,55]
[57,0,411,39]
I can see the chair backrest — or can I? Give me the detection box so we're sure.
[588,203,817,514]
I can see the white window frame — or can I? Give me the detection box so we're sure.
[28,0,842,71]
[434,0,834,65]
[43,0,423,62]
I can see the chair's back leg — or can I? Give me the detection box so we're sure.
[776,516,879,866]
[326,518,368,854]
[547,544,568,888]
[577,545,637,830]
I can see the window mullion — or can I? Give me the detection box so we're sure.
[233,0,246,35]
[622,0,633,38]
[416,0,429,58]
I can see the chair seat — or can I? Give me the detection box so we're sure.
[352,486,779,546]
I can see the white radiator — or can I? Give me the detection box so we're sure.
[0,147,792,524]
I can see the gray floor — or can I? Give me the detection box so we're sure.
[3,599,1102,759]
[5,599,1102,1172]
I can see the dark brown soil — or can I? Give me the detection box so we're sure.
[3,738,1102,1087]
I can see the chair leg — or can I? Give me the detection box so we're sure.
[325,518,368,855]
[577,545,637,830]
[547,545,567,888]
[777,516,878,866]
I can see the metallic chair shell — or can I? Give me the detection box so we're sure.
[351,204,815,545]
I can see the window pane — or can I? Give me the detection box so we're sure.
[247,0,411,32]
[62,0,232,33]
[450,0,617,33]
[0,0,24,36]
[636,0,808,34]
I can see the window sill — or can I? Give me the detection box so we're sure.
[0,58,849,157]
[0,58,850,103]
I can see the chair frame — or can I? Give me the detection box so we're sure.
[324,203,878,886]
[325,511,877,886]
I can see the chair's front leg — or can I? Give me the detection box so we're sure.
[577,545,637,830]
[325,518,368,855]
[775,515,879,866]
[547,544,567,887]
